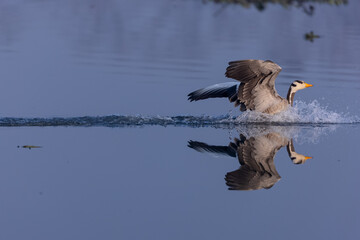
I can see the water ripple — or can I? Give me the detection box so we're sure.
[0,100,358,128]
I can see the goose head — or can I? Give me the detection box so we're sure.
[290,80,313,92]
[287,80,313,106]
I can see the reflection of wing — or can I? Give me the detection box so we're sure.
[188,140,237,158]
[226,133,288,190]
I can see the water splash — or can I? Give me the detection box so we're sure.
[234,100,360,124]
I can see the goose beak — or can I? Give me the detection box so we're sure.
[305,156,313,160]
[304,82,313,88]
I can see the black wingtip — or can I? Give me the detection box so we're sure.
[187,92,197,102]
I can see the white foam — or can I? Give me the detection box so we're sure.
[232,100,360,124]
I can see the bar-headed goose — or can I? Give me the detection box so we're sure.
[188,59,313,115]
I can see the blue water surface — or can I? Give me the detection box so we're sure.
[0,1,359,240]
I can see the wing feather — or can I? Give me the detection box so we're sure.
[224,59,283,113]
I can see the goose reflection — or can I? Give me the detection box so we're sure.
[188,131,312,191]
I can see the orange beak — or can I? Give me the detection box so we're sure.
[304,82,313,88]
[305,156,313,160]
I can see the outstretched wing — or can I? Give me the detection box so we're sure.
[225,60,284,112]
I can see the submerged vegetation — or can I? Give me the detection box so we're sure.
[17,145,42,149]
[305,31,320,42]
[205,0,348,13]
[205,0,348,39]
[205,0,348,6]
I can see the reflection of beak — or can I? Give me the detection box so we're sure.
[304,82,313,88]
[305,156,313,160]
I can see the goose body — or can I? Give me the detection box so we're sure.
[188,59,313,115]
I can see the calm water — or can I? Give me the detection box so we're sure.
[0,0,359,239]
